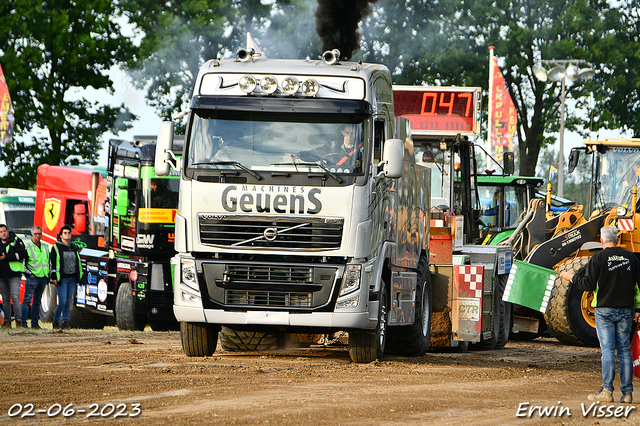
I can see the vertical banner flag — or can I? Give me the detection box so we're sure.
[488,47,517,167]
[0,63,14,145]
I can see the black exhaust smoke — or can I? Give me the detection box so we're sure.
[314,0,378,61]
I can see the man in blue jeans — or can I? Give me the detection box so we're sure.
[22,226,50,329]
[561,226,640,403]
[50,225,83,330]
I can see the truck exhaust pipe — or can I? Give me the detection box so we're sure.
[236,48,255,62]
[322,49,341,65]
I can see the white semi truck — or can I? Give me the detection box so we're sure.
[155,49,509,361]
[155,50,433,362]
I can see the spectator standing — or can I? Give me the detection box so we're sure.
[50,225,83,330]
[0,224,27,328]
[22,226,50,329]
[560,226,640,403]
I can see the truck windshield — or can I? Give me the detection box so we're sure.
[142,178,179,209]
[597,147,640,209]
[186,110,368,175]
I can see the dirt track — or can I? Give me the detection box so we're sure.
[0,326,638,425]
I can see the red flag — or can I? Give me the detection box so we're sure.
[488,49,517,165]
[0,63,15,145]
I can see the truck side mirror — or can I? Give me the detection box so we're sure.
[155,121,175,177]
[568,149,580,173]
[115,178,129,217]
[382,139,404,179]
[503,152,514,175]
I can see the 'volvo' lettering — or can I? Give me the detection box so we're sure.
[221,185,322,214]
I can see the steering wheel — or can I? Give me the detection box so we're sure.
[320,152,348,168]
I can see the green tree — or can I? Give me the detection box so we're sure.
[0,0,136,188]
[359,0,625,177]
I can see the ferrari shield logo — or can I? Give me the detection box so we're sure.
[44,198,61,231]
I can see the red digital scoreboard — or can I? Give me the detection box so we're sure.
[393,86,482,137]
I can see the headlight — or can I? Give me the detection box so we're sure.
[181,258,198,291]
[259,76,278,95]
[282,77,299,96]
[339,265,361,296]
[617,206,628,217]
[239,74,257,94]
[301,79,319,97]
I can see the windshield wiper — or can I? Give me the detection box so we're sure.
[192,161,263,181]
[273,162,343,183]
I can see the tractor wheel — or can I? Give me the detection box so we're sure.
[39,282,57,323]
[349,279,389,363]
[181,322,218,356]
[219,327,284,351]
[385,257,432,356]
[115,282,146,331]
[544,257,598,346]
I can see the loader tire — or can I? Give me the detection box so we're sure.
[349,279,389,363]
[385,257,432,356]
[39,282,57,323]
[115,282,146,331]
[219,327,283,352]
[181,322,218,357]
[544,256,598,346]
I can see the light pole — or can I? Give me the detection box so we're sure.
[531,60,595,196]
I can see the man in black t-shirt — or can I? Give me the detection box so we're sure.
[561,226,640,404]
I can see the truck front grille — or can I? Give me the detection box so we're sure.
[202,261,340,310]
[198,215,343,250]
[225,290,312,308]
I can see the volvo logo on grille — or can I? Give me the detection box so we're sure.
[263,227,278,241]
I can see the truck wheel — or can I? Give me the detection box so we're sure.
[385,257,432,356]
[349,280,388,363]
[181,322,218,356]
[39,283,57,323]
[68,298,108,329]
[115,282,146,331]
[544,256,597,346]
[219,327,284,351]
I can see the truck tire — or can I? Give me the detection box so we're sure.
[68,298,108,329]
[385,257,432,356]
[39,283,57,323]
[181,322,218,357]
[544,257,597,346]
[349,279,388,363]
[115,282,146,331]
[219,327,283,351]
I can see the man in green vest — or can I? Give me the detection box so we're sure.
[22,226,50,329]
[50,225,82,330]
[0,223,27,328]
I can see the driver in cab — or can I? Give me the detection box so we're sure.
[291,124,363,172]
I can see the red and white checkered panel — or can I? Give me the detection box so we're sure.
[618,218,634,232]
[456,265,484,299]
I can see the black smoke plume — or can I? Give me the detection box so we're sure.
[314,0,378,60]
